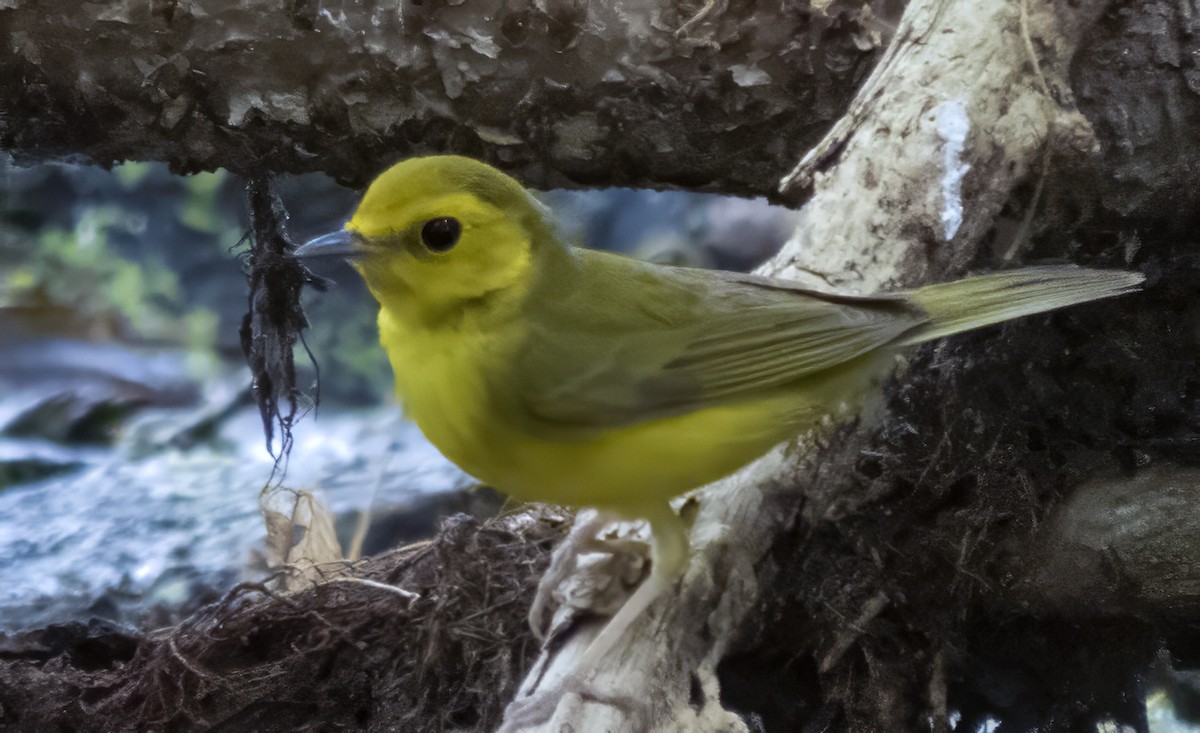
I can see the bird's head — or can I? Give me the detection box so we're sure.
[296,155,552,318]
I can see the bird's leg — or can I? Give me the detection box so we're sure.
[500,507,690,731]
[574,508,689,672]
[527,508,624,640]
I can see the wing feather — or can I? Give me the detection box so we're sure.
[512,251,923,434]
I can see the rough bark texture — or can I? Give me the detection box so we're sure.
[3,0,1200,731]
[717,1,1200,730]
[0,0,895,196]
[509,0,1200,731]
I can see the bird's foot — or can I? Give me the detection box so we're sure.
[527,510,650,640]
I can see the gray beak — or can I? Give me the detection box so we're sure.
[294,229,360,260]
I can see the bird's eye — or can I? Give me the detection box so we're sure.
[420,217,461,252]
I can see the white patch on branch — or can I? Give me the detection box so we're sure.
[319,9,349,31]
[730,64,771,87]
[935,99,970,241]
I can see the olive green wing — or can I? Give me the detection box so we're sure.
[511,252,924,434]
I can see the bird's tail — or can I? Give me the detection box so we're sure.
[898,265,1144,346]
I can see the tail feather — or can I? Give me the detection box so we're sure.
[899,265,1144,346]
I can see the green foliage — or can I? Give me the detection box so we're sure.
[114,161,154,189]
[1,160,390,402]
[180,170,229,235]
[1,204,217,354]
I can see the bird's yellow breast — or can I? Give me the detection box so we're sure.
[378,307,513,481]
[380,305,865,514]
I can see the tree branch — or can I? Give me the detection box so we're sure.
[505,0,1130,729]
[0,0,891,194]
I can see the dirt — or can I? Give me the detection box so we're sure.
[0,512,566,733]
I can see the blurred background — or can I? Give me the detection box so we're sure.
[0,159,795,632]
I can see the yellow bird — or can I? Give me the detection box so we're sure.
[295,154,1141,700]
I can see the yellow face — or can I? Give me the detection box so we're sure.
[343,156,545,317]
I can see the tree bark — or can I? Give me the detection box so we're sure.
[506,0,1200,730]
[0,0,891,195]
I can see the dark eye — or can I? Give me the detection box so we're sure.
[420,217,461,252]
